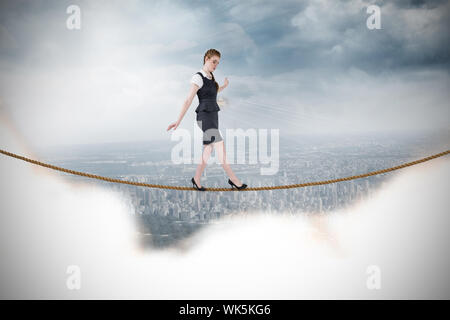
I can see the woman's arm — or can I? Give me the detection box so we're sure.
[218,77,229,93]
[167,83,199,131]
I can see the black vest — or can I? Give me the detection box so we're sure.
[194,71,220,113]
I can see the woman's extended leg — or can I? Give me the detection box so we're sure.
[214,140,243,186]
[194,143,214,188]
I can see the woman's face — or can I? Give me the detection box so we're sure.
[205,55,220,72]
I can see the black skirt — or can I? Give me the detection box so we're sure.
[196,111,223,145]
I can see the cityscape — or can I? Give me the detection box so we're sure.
[36,131,448,248]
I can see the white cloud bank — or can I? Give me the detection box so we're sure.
[0,115,449,299]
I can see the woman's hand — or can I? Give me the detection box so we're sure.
[167,121,180,131]
[218,77,229,93]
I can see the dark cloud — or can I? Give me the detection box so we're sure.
[246,0,450,75]
[0,0,448,75]
[171,0,450,76]
[393,0,448,9]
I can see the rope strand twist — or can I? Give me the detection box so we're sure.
[0,148,449,191]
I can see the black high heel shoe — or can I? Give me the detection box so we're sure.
[191,177,206,191]
[228,179,248,190]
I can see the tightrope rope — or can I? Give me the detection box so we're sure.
[0,148,449,191]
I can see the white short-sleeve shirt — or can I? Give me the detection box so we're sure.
[190,69,213,89]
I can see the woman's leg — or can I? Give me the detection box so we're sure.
[194,143,214,188]
[214,140,243,186]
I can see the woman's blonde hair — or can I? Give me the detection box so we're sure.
[203,48,221,91]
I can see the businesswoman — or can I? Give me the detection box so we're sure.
[167,48,247,191]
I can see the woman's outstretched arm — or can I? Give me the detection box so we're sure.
[218,77,229,93]
[167,84,199,131]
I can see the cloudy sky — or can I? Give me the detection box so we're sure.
[0,1,449,299]
[0,0,449,148]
